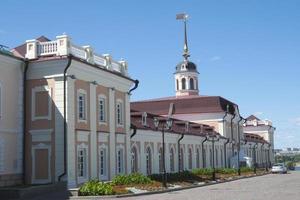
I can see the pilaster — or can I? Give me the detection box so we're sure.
[109,88,116,179]
[125,93,131,174]
[90,83,97,179]
[66,78,76,188]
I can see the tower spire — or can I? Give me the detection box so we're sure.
[176,13,190,60]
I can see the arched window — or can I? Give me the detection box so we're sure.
[176,79,179,90]
[170,148,175,172]
[158,147,163,173]
[146,147,152,175]
[188,148,193,169]
[203,148,206,168]
[216,149,219,167]
[220,149,223,167]
[209,149,213,167]
[180,148,184,171]
[131,146,138,173]
[196,148,200,168]
[189,78,194,90]
[181,78,186,90]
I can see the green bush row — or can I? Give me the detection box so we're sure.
[112,173,152,185]
[79,180,114,196]
[149,170,202,182]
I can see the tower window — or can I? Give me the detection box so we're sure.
[181,78,186,90]
[189,78,194,90]
[176,79,179,90]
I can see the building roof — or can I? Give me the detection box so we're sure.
[130,110,224,138]
[131,95,236,115]
[11,36,50,58]
[246,115,261,121]
[245,133,269,144]
[175,60,198,73]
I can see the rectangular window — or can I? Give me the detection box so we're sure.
[116,102,123,125]
[78,93,86,120]
[77,147,87,178]
[32,86,52,121]
[100,149,106,176]
[117,149,124,174]
[99,97,106,122]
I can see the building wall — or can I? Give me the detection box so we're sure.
[25,78,56,184]
[131,129,227,175]
[66,60,133,188]
[0,54,24,186]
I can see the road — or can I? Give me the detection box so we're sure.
[27,171,300,200]
[117,171,300,200]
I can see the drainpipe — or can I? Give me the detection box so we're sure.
[130,124,137,138]
[222,109,228,168]
[201,136,208,168]
[224,138,230,168]
[230,111,236,157]
[267,126,274,166]
[128,80,139,94]
[260,142,264,169]
[237,115,243,175]
[23,59,29,184]
[177,134,184,172]
[58,55,73,181]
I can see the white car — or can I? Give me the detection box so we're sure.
[271,163,287,174]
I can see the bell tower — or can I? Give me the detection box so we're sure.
[175,13,199,97]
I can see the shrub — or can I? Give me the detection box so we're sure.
[192,168,214,176]
[215,168,237,174]
[240,167,253,173]
[150,171,202,182]
[286,161,295,170]
[112,173,152,185]
[79,180,114,196]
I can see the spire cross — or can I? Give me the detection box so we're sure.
[176,13,190,61]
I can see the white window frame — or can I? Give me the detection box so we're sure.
[188,147,193,169]
[158,147,163,173]
[116,145,125,174]
[145,145,153,175]
[99,144,108,180]
[77,143,89,184]
[31,86,52,121]
[142,112,147,126]
[131,144,139,173]
[116,99,124,127]
[169,147,175,172]
[98,94,107,125]
[196,147,200,168]
[77,89,87,123]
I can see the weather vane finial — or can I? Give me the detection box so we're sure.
[176,13,190,61]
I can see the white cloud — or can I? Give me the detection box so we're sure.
[294,118,300,126]
[289,117,300,126]
[254,111,263,116]
[210,56,221,62]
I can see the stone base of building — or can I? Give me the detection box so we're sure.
[0,173,23,187]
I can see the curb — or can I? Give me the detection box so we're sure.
[71,172,270,199]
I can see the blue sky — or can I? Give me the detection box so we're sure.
[1,0,299,148]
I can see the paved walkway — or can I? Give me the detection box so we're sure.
[117,171,300,200]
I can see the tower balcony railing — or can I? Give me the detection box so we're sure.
[25,34,128,76]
